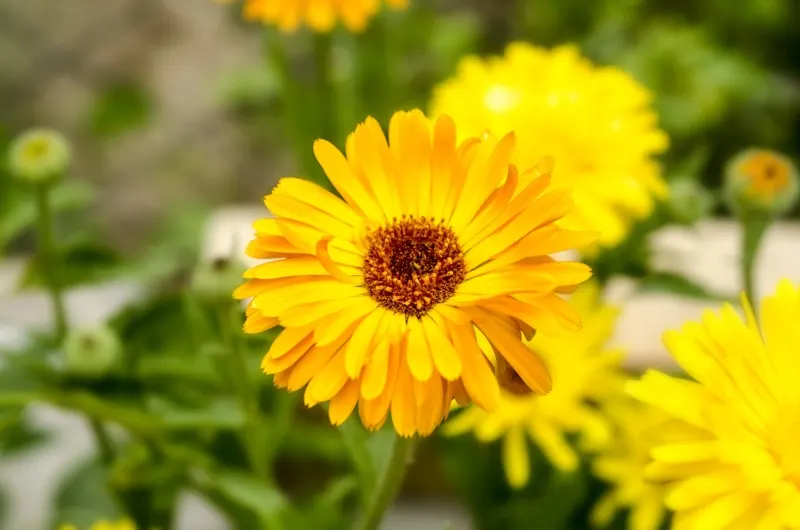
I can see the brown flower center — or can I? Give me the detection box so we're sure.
[363,216,466,318]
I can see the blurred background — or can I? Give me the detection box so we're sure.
[1,0,800,529]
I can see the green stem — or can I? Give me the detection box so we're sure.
[88,418,116,465]
[314,32,337,145]
[354,435,416,530]
[741,214,770,308]
[34,184,68,342]
[216,304,269,480]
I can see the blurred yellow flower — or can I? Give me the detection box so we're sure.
[591,400,667,530]
[236,109,596,437]
[59,519,136,530]
[443,283,625,487]
[630,279,800,529]
[430,43,669,248]
[725,148,799,216]
[220,0,408,33]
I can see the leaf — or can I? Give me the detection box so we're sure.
[17,237,122,289]
[199,469,289,528]
[336,420,376,503]
[146,397,245,430]
[43,390,161,436]
[86,82,153,140]
[637,272,734,301]
[49,457,120,529]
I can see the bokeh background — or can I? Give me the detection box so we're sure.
[1,1,800,529]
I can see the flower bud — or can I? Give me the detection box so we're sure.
[7,128,71,184]
[191,257,246,304]
[63,326,121,377]
[667,178,715,225]
[724,148,799,217]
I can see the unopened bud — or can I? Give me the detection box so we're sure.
[667,178,715,225]
[191,257,245,304]
[63,326,121,377]
[724,148,799,217]
[7,128,71,184]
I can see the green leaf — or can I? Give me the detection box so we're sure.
[637,272,734,301]
[43,390,161,437]
[86,82,153,140]
[146,397,245,430]
[49,457,120,529]
[199,469,289,528]
[0,410,51,456]
[17,237,122,289]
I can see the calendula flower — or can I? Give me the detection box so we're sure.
[591,400,667,530]
[724,148,799,216]
[59,519,136,530]
[221,0,408,33]
[430,44,669,248]
[443,283,624,484]
[629,280,800,529]
[236,109,596,437]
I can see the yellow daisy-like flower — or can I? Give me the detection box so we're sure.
[629,280,800,529]
[59,519,136,530]
[591,400,667,530]
[430,43,669,248]
[443,283,624,485]
[236,109,596,437]
[223,0,408,33]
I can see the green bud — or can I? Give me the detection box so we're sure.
[724,148,799,217]
[63,326,121,377]
[7,128,71,184]
[667,178,715,225]
[191,257,246,304]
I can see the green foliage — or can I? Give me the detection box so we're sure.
[49,457,121,529]
[86,83,154,140]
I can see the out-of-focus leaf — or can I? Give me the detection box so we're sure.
[0,410,50,457]
[49,457,120,529]
[336,420,375,502]
[198,469,289,528]
[17,237,122,289]
[0,181,95,251]
[43,390,160,436]
[214,66,281,110]
[637,271,733,301]
[109,292,193,357]
[135,354,220,386]
[146,397,245,430]
[86,82,153,140]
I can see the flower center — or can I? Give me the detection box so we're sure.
[362,216,466,318]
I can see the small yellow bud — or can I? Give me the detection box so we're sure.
[7,128,71,184]
[724,148,799,217]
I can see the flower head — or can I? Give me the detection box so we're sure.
[591,400,667,530]
[7,128,71,184]
[629,280,800,528]
[59,519,136,530]
[724,148,799,216]
[236,109,596,437]
[223,0,408,33]
[430,44,669,248]
[443,283,625,484]
[63,326,122,378]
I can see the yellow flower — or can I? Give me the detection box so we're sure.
[591,400,667,530]
[725,148,799,216]
[59,519,136,530]
[629,280,800,529]
[237,109,596,437]
[223,0,408,33]
[443,283,624,485]
[430,43,669,248]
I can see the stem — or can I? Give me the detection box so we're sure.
[216,304,269,479]
[314,32,337,145]
[741,214,770,309]
[34,184,68,342]
[354,435,416,530]
[88,418,116,465]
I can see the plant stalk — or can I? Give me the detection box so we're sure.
[354,435,416,530]
[741,213,770,310]
[34,184,68,342]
